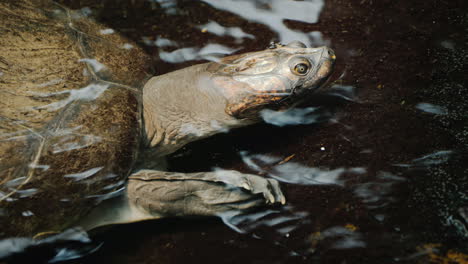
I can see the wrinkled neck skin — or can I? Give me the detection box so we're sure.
[79,73,251,230]
[142,63,253,160]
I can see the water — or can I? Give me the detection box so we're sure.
[2,0,468,263]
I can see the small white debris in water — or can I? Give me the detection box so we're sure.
[320,147,326,151]
[285,233,290,238]
[22,211,34,217]
[122,43,134,49]
[100,28,115,35]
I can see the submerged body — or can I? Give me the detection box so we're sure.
[0,0,335,241]
[83,43,336,229]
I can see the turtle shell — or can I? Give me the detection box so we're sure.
[0,0,152,237]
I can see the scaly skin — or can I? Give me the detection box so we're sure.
[80,42,335,230]
[117,42,336,227]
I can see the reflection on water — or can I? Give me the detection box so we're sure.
[260,107,323,126]
[0,228,99,262]
[197,21,255,42]
[416,102,449,115]
[396,150,453,168]
[314,225,365,250]
[159,43,238,63]
[352,171,405,209]
[203,0,325,44]
[34,83,109,111]
[219,206,309,236]
[239,151,353,186]
[1,0,467,263]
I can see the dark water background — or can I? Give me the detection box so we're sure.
[5,0,468,263]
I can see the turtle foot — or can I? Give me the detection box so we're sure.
[212,170,286,205]
[127,169,286,217]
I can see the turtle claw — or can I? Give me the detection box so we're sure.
[242,182,251,191]
[223,171,285,205]
[199,169,286,205]
[268,178,286,205]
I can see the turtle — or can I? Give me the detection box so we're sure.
[0,0,335,242]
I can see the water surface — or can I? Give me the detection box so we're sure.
[4,0,468,263]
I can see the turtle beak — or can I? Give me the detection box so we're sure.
[316,47,336,79]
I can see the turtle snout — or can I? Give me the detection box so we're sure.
[323,47,336,61]
[300,46,336,91]
[316,48,335,78]
[309,46,336,65]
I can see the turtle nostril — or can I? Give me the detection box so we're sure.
[327,48,336,60]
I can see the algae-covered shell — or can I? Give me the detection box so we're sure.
[0,0,152,237]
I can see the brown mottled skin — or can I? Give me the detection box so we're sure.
[0,0,335,241]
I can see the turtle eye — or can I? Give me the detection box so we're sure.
[293,62,310,75]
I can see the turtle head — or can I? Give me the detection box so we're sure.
[207,41,336,119]
[142,41,335,154]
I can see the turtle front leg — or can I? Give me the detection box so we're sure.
[127,169,285,217]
